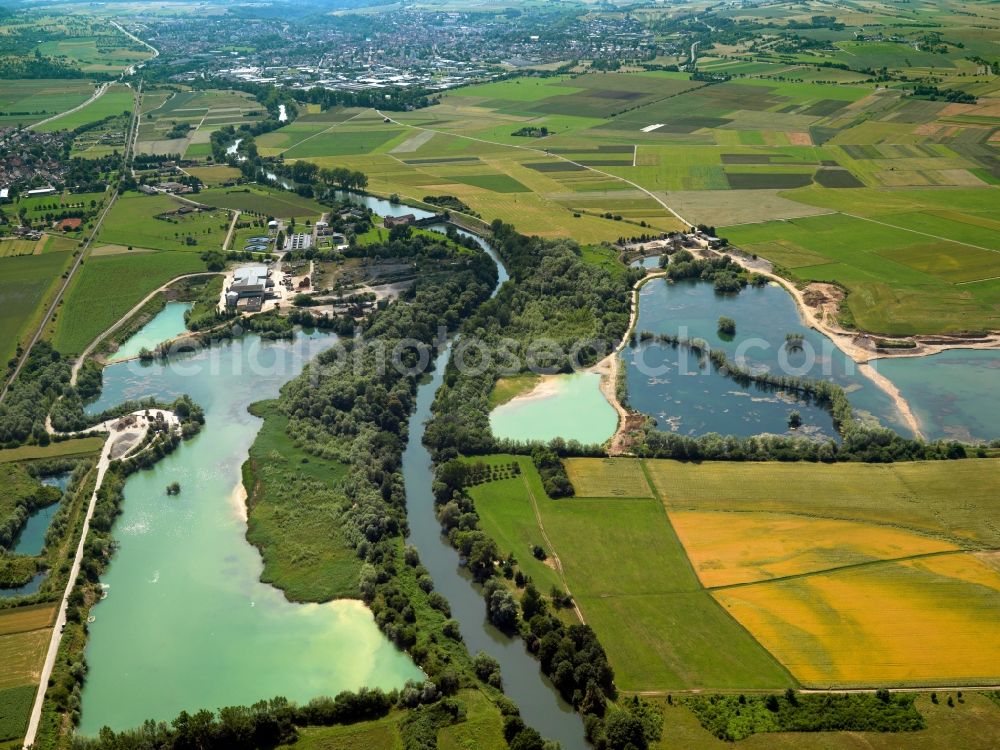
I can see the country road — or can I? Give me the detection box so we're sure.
[28,82,110,130]
[22,410,181,749]
[375,109,695,227]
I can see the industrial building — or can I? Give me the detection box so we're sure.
[225,265,273,312]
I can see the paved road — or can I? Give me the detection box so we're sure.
[28,82,110,130]
[22,410,180,749]
[1,83,144,402]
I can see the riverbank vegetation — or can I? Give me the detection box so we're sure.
[425,219,641,458]
[237,230,557,747]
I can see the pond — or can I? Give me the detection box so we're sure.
[107,302,192,362]
[871,349,1000,443]
[489,372,618,446]
[627,278,910,439]
[9,471,71,557]
[79,331,422,734]
[0,571,46,599]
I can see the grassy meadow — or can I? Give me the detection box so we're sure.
[0,251,74,365]
[243,401,359,602]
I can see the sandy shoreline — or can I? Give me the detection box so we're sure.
[230,480,248,522]
[501,374,565,406]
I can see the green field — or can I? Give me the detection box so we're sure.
[197,185,327,219]
[243,401,359,602]
[288,690,505,750]
[32,84,133,133]
[466,456,793,691]
[50,250,204,354]
[0,251,73,365]
[0,437,104,464]
[723,208,1000,335]
[0,79,96,127]
[93,193,231,253]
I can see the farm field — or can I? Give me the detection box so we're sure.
[259,64,999,331]
[50,250,205,355]
[93,193,231,253]
[466,456,794,691]
[32,83,133,133]
[647,458,999,686]
[722,208,1000,335]
[0,437,104,464]
[197,185,327,219]
[0,604,56,745]
[0,251,74,366]
[135,89,264,159]
[0,79,96,127]
[494,457,1000,689]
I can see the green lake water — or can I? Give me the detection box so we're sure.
[108,302,192,362]
[489,372,618,446]
[872,349,1000,443]
[79,329,422,734]
[10,472,70,556]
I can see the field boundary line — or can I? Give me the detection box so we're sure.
[375,109,695,227]
[518,469,587,625]
[706,546,991,592]
[276,108,369,156]
[839,211,1000,255]
[639,459,800,687]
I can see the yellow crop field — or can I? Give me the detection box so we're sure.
[645,459,1000,547]
[0,628,50,689]
[0,604,56,637]
[671,511,958,587]
[714,552,1000,686]
[564,458,653,498]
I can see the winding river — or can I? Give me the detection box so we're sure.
[401,233,588,748]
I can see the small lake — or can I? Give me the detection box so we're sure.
[9,472,71,557]
[630,256,662,270]
[489,372,617,446]
[80,331,422,734]
[0,571,46,599]
[871,349,1000,443]
[627,278,910,439]
[108,302,192,362]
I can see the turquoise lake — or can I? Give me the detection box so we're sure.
[10,472,71,557]
[108,302,192,362]
[489,372,618,446]
[79,328,422,734]
[872,349,1000,443]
